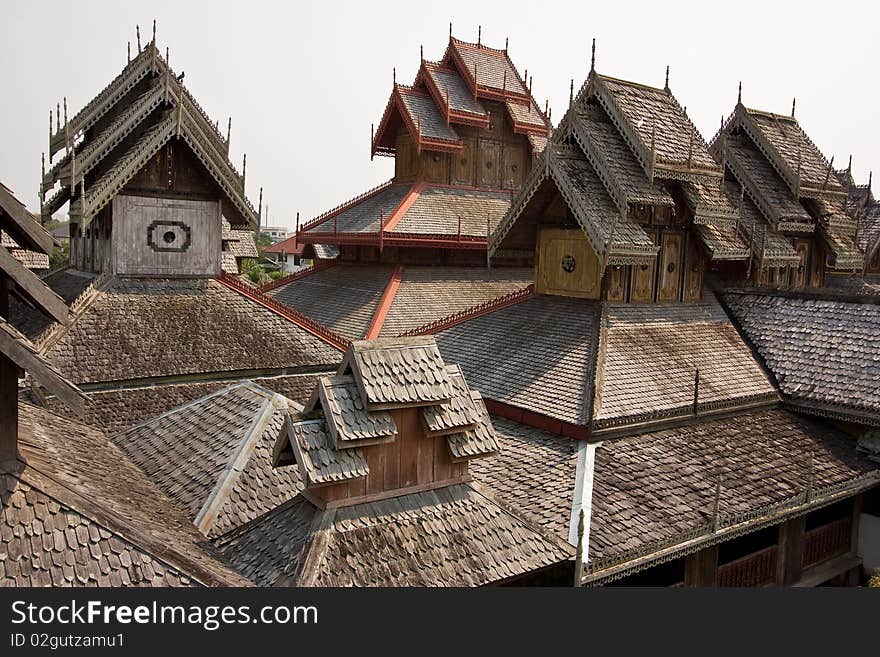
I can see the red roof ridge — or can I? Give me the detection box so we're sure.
[257,262,330,293]
[364,265,405,339]
[397,283,534,337]
[216,272,349,352]
[382,181,425,233]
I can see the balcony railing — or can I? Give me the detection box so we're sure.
[803,518,852,569]
[716,546,778,587]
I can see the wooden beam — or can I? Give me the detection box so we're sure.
[0,248,68,325]
[684,544,718,586]
[0,319,85,413]
[776,515,806,585]
[0,184,54,254]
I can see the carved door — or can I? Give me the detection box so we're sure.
[658,230,684,302]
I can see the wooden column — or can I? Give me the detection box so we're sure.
[776,516,806,585]
[684,545,718,587]
[0,354,20,462]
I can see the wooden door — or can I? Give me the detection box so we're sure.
[604,265,628,302]
[502,142,525,190]
[630,230,657,303]
[478,139,501,188]
[451,138,476,186]
[658,230,684,302]
[793,240,810,288]
[683,233,703,303]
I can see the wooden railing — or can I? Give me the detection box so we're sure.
[716,545,777,587]
[803,518,851,568]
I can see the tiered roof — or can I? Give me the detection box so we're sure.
[712,101,864,271]
[492,67,752,266]
[41,36,258,228]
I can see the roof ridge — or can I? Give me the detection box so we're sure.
[300,180,396,232]
[193,392,283,535]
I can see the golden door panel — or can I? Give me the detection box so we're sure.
[604,265,627,302]
[451,138,476,186]
[683,234,703,303]
[536,228,600,298]
[658,230,684,302]
[478,139,501,188]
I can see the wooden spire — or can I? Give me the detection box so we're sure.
[226,117,232,148]
[569,79,574,108]
[136,24,141,52]
[664,65,669,91]
[737,81,742,105]
[295,211,300,235]
[449,22,452,39]
[127,41,131,64]
[505,37,508,52]
[393,67,396,85]
[420,44,423,62]
[477,25,481,47]
[791,97,796,118]
[590,38,596,72]
[56,102,61,131]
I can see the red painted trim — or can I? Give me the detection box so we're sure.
[419,61,490,130]
[257,262,332,293]
[299,180,395,233]
[382,181,425,232]
[484,398,589,440]
[216,273,350,352]
[398,284,534,336]
[296,230,489,250]
[364,265,404,339]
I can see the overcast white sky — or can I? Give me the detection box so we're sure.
[2,1,877,229]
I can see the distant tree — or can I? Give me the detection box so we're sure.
[49,241,69,272]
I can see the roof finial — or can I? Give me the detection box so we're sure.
[393,67,396,85]
[847,154,852,174]
[548,106,552,121]
[869,170,873,191]
[449,22,452,39]
[791,97,796,118]
[63,97,68,127]
[570,79,574,107]
[152,19,156,46]
[127,41,131,64]
[502,71,507,93]
[505,37,508,52]
[529,75,533,95]
[737,81,742,105]
[664,65,669,91]
[370,123,374,161]
[136,24,141,52]
[295,211,300,235]
[166,46,169,63]
[226,117,232,147]
[477,25,481,46]
[257,187,263,220]
[56,102,60,131]
[242,153,247,190]
[545,99,549,115]
[590,38,596,72]
[420,44,424,62]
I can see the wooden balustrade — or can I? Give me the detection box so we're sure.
[802,518,852,568]
[716,545,777,587]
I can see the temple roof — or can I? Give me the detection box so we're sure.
[41,41,258,227]
[17,276,340,387]
[1,233,50,270]
[724,292,880,425]
[218,482,570,587]
[1,403,248,586]
[112,382,298,538]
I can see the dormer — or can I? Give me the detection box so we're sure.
[273,337,499,508]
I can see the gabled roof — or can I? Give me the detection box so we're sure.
[43,44,257,227]
[567,105,674,212]
[724,292,880,425]
[417,61,489,127]
[279,418,369,488]
[264,233,304,256]
[584,72,719,180]
[723,178,801,266]
[422,364,481,437]
[724,137,815,233]
[372,84,463,157]
[444,37,529,100]
[492,144,659,267]
[306,374,398,448]
[3,403,249,586]
[111,382,299,538]
[733,104,845,199]
[1,233,50,270]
